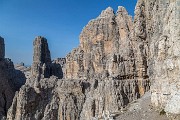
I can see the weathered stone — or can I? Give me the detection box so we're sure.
[6,77,151,120]
[7,77,59,120]
[14,63,31,80]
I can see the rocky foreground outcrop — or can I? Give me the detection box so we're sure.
[0,37,26,119]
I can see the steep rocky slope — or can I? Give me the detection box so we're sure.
[116,92,169,120]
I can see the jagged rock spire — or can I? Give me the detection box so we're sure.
[0,36,5,59]
[98,7,115,18]
[31,36,63,79]
[31,36,51,78]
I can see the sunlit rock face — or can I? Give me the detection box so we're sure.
[134,0,180,115]
[65,6,148,82]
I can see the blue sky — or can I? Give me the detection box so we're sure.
[0,0,137,65]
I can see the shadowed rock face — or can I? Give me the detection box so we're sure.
[0,37,5,59]
[31,36,52,78]
[0,37,26,119]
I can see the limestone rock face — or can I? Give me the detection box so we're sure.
[0,58,16,119]
[0,37,26,119]
[65,7,148,83]
[80,78,150,119]
[134,0,180,115]
[65,6,149,97]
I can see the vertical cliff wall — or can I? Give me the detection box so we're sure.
[65,7,138,80]
[134,0,180,115]
[65,7,150,95]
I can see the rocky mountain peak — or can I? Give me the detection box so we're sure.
[98,7,115,18]
[116,6,128,15]
[33,36,51,64]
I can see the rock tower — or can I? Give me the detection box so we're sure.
[31,36,52,78]
[0,36,5,59]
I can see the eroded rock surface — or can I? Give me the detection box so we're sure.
[7,77,150,120]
